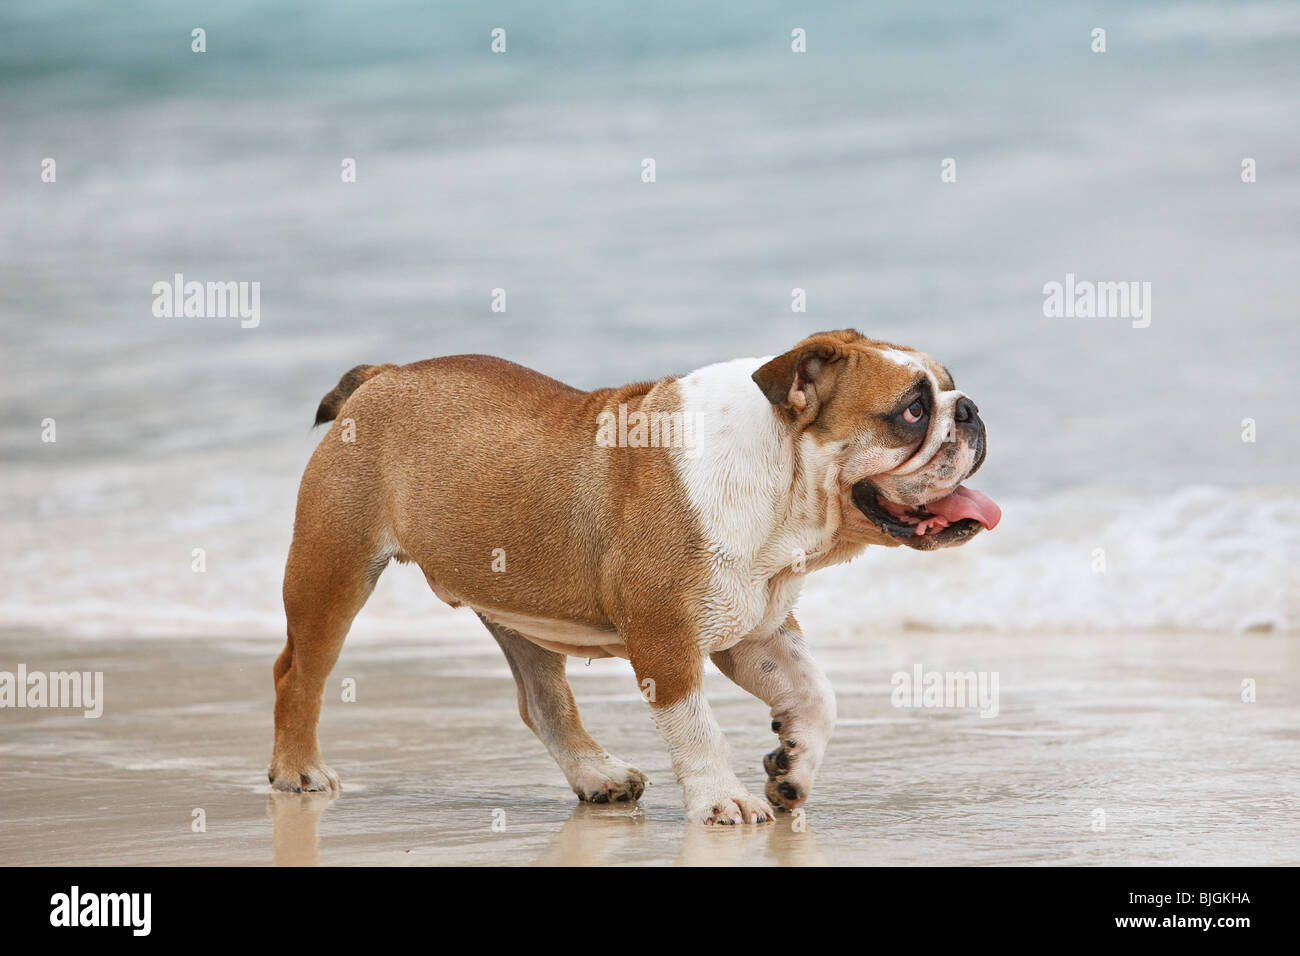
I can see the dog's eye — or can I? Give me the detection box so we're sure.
[902,400,925,424]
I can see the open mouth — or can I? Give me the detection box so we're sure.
[850,482,1002,546]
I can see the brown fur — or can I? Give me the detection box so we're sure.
[271,356,714,792]
[755,329,933,445]
[271,332,980,814]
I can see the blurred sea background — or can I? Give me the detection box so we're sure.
[2,0,1298,641]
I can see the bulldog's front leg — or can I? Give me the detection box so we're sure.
[628,632,775,825]
[710,613,837,811]
[650,689,777,825]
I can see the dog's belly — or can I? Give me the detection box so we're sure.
[475,606,628,660]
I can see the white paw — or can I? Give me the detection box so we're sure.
[269,758,340,793]
[683,776,775,825]
[565,753,649,803]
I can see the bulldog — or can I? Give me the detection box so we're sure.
[270,329,1000,824]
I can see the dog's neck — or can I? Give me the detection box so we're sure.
[753,424,870,579]
[666,357,870,585]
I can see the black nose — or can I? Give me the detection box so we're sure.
[955,397,979,424]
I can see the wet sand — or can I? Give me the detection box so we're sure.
[1,625,1296,866]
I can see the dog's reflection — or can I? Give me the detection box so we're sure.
[268,791,825,866]
[267,790,336,866]
[533,802,826,867]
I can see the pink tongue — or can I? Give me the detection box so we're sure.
[924,486,1002,530]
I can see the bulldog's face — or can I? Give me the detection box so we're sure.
[752,329,1001,551]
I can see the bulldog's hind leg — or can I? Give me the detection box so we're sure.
[270,516,386,793]
[710,613,837,812]
[478,614,648,804]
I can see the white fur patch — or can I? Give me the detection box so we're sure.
[727,622,836,770]
[877,347,926,371]
[670,358,804,647]
[651,690,773,824]
[674,357,788,561]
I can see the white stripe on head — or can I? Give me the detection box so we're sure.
[873,348,965,477]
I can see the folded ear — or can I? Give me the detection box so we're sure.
[751,336,849,418]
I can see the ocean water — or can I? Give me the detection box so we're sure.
[2,0,1298,639]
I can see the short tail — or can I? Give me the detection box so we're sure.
[314,364,397,426]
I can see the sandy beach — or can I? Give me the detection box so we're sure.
[2,0,1298,882]
[2,623,1295,866]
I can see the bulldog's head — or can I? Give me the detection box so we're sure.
[752,329,1001,551]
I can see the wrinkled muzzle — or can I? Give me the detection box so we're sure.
[851,392,1000,548]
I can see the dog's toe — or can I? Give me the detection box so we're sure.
[686,788,775,826]
[762,739,812,811]
[269,761,339,794]
[570,754,648,805]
